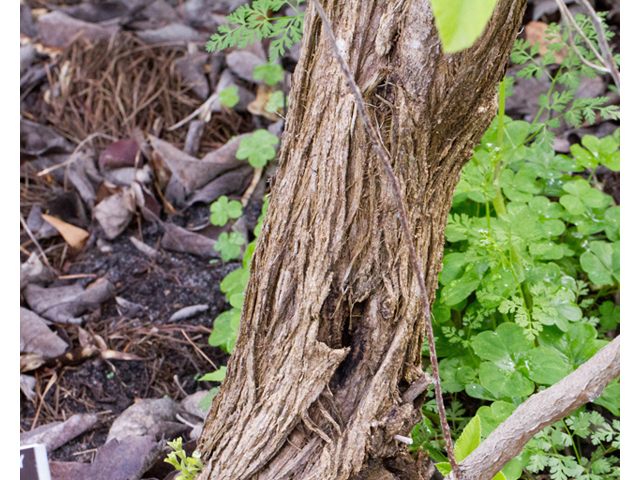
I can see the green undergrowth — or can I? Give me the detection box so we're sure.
[411,16,620,480]
[189,7,620,480]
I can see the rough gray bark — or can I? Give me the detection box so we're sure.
[196,1,527,479]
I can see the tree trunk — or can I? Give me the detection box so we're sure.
[196,1,527,479]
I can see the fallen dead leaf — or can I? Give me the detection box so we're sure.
[93,188,136,239]
[149,134,249,194]
[20,352,46,373]
[20,413,99,453]
[41,214,89,250]
[23,280,115,323]
[107,397,180,442]
[161,223,218,258]
[248,85,283,122]
[20,307,69,357]
[525,21,568,64]
[20,252,57,289]
[20,374,37,402]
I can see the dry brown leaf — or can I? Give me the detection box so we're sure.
[21,352,46,372]
[41,214,89,249]
[101,350,146,361]
[525,21,567,64]
[248,85,283,122]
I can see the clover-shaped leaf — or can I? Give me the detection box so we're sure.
[236,129,279,167]
[524,346,569,385]
[603,206,619,242]
[598,301,620,330]
[214,231,245,261]
[253,62,284,86]
[219,86,239,108]
[210,196,243,226]
[538,323,608,369]
[559,178,612,215]
[472,323,535,398]
[500,168,540,202]
[580,240,619,286]
[580,134,620,171]
[266,90,285,114]
[208,308,241,353]
[477,401,517,437]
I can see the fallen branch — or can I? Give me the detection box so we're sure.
[448,335,620,480]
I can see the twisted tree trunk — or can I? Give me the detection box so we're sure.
[196,1,527,479]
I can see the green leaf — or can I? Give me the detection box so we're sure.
[538,323,608,369]
[236,129,279,167]
[598,301,620,330]
[580,241,619,285]
[431,0,499,53]
[454,415,481,462]
[525,346,569,385]
[441,260,489,306]
[501,458,522,480]
[435,462,452,476]
[479,361,534,398]
[198,366,227,382]
[603,206,620,241]
[214,231,246,261]
[477,401,517,437]
[472,323,533,362]
[500,168,540,202]
[440,356,477,393]
[439,253,468,285]
[198,387,219,412]
[219,86,239,108]
[208,308,241,353]
[253,62,284,85]
[592,380,620,416]
[220,267,250,298]
[210,196,243,226]
[560,178,612,215]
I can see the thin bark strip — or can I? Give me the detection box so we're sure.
[196,1,526,479]
[308,0,458,475]
[450,336,620,480]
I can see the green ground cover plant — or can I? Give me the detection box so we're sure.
[409,16,620,479]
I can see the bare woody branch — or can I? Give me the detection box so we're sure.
[447,335,620,480]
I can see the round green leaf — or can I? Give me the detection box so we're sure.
[477,401,517,437]
[431,0,499,53]
[479,361,534,398]
[525,346,569,385]
[472,323,533,362]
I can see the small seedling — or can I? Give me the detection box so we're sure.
[236,129,279,168]
[219,86,240,108]
[210,196,243,226]
[214,231,246,261]
[254,63,284,86]
[164,438,203,480]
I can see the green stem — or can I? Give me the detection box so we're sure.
[562,419,582,466]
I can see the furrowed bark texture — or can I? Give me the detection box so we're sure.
[196,1,526,479]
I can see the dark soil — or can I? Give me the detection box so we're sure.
[20,220,238,462]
